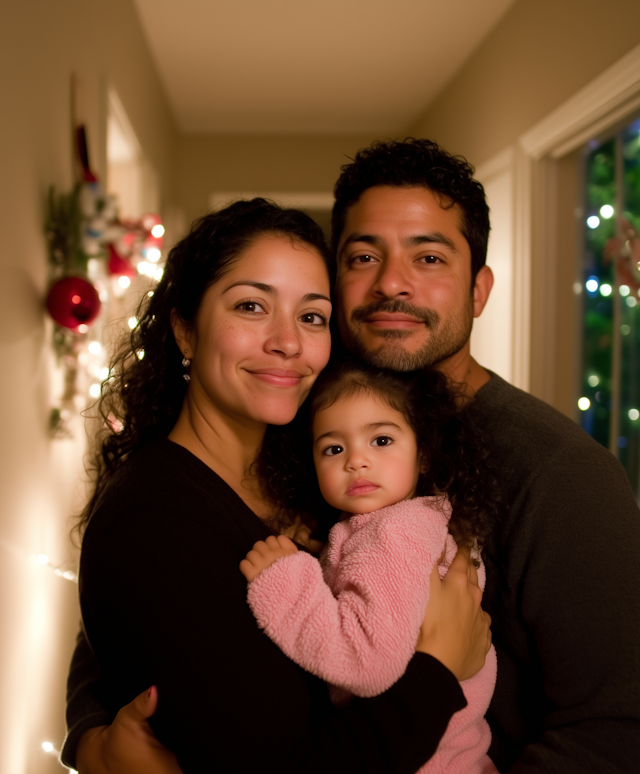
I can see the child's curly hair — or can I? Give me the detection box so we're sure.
[256,358,501,549]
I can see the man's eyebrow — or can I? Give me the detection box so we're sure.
[339,233,382,252]
[339,231,458,254]
[404,232,457,252]
[314,421,402,444]
[222,281,330,303]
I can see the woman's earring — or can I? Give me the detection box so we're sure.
[182,352,191,382]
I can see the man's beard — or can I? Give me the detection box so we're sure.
[338,298,474,372]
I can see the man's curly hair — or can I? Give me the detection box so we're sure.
[331,138,490,281]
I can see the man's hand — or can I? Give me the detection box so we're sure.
[239,535,298,582]
[76,686,183,774]
[416,547,492,682]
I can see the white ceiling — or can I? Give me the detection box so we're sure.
[133,0,516,135]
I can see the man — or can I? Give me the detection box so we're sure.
[64,139,640,773]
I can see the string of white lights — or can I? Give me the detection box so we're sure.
[36,553,78,583]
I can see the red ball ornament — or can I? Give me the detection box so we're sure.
[46,276,101,332]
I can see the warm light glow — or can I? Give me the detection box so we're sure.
[587,215,600,229]
[37,554,50,565]
[78,324,89,333]
[627,297,637,308]
[89,384,101,398]
[629,408,640,421]
[620,285,630,296]
[118,275,131,288]
[137,349,145,360]
[128,317,138,330]
[578,397,591,411]
[151,224,165,238]
[99,367,109,381]
[146,247,161,263]
[62,570,78,582]
[147,291,154,297]
[573,282,582,295]
[137,261,153,276]
[587,374,600,387]
[586,278,599,293]
[600,284,612,297]
[621,324,631,335]
[42,742,54,753]
[153,267,164,282]
[600,204,614,219]
[71,294,81,304]
[88,341,102,355]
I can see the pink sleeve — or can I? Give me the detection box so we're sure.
[247,500,449,697]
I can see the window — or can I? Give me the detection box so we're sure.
[580,116,640,496]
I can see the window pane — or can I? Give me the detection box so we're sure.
[580,139,616,449]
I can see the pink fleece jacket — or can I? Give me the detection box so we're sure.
[247,497,498,774]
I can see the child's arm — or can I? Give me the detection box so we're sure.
[239,534,298,582]
[244,500,450,698]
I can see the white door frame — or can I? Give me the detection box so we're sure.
[485,43,640,394]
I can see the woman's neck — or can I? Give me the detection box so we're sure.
[168,392,271,517]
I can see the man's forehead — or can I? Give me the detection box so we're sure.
[338,185,465,245]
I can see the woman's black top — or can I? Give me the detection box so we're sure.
[75,438,466,774]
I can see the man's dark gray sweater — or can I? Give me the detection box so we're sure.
[475,374,640,772]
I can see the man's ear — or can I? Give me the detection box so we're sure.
[170,309,194,357]
[472,265,494,319]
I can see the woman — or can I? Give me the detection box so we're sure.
[65,199,491,774]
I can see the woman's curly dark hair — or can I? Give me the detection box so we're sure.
[77,198,333,536]
[257,358,500,549]
[331,138,490,282]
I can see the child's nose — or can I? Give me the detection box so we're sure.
[346,451,369,471]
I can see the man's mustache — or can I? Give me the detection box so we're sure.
[350,300,440,327]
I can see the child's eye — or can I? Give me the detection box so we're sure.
[372,435,393,447]
[323,444,344,456]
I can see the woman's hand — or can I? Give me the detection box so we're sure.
[416,547,492,682]
[76,686,183,774]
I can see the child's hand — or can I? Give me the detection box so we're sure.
[239,535,298,583]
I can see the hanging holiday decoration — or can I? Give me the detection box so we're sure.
[45,120,164,438]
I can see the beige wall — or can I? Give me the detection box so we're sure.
[176,133,377,227]
[409,0,640,167]
[0,2,176,772]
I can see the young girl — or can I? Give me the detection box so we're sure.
[240,360,499,774]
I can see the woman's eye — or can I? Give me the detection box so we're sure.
[236,301,265,314]
[352,254,375,265]
[299,312,327,326]
[372,435,393,447]
[323,445,343,456]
